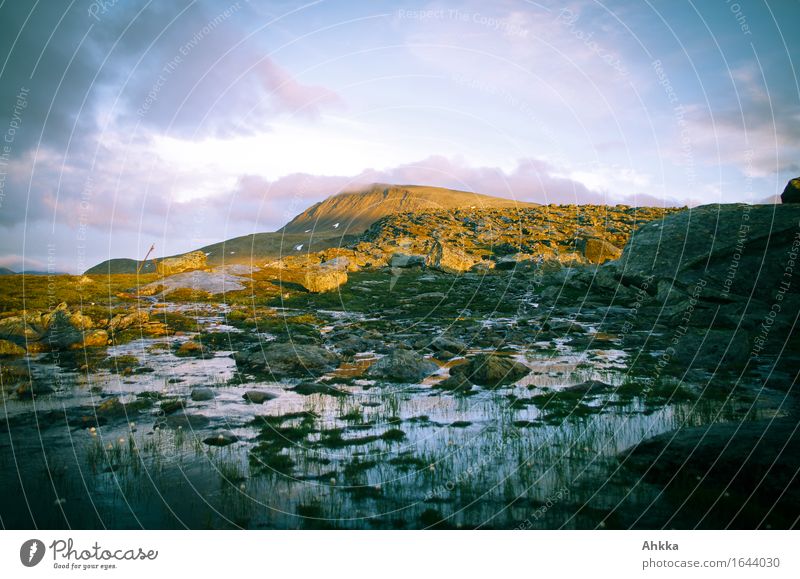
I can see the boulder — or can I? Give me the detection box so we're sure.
[234,342,340,377]
[450,353,530,386]
[668,327,752,371]
[428,336,468,358]
[780,177,800,204]
[333,334,384,356]
[433,373,474,393]
[156,250,207,276]
[42,310,83,350]
[580,237,622,264]
[426,241,483,273]
[620,418,800,526]
[292,382,348,397]
[154,412,210,430]
[367,349,438,382]
[301,262,348,293]
[108,310,150,333]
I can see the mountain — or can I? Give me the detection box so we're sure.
[280,183,539,235]
[0,267,16,275]
[85,184,537,274]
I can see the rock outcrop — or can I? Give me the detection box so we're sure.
[613,203,800,302]
[300,259,348,293]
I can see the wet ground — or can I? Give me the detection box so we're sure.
[0,270,791,529]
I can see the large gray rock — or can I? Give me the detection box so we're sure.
[367,349,438,382]
[613,204,800,302]
[234,342,340,377]
[42,310,82,350]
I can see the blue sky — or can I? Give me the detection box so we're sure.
[0,0,798,273]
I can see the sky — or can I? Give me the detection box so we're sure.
[0,0,798,273]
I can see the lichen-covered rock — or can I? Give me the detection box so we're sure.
[108,310,150,333]
[581,237,622,264]
[81,329,109,348]
[0,339,26,356]
[301,264,348,293]
[156,250,207,276]
[426,240,483,273]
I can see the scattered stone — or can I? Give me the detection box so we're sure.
[243,390,279,404]
[203,430,238,446]
[292,382,348,397]
[562,380,613,395]
[190,387,216,401]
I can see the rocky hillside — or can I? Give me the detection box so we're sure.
[264,203,679,289]
[280,183,539,235]
[86,231,353,274]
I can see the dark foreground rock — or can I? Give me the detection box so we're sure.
[621,418,800,528]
